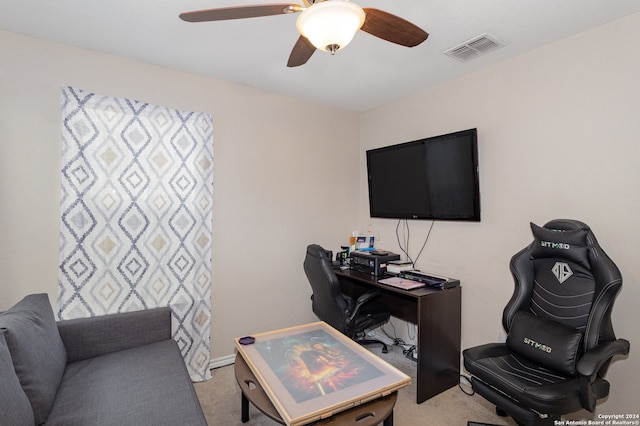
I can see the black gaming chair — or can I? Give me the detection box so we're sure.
[304,244,390,353]
[463,219,629,426]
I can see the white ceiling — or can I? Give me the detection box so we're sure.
[2,1,640,112]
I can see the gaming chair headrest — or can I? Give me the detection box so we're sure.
[306,244,332,262]
[529,220,591,269]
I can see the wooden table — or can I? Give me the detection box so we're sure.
[235,353,397,426]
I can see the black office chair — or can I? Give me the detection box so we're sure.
[463,219,630,426]
[304,244,390,353]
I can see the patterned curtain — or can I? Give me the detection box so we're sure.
[58,86,213,381]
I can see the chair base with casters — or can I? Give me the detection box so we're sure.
[304,244,391,354]
[354,330,388,353]
[462,219,630,426]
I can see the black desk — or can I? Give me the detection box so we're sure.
[334,269,461,404]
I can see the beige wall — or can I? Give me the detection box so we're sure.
[0,29,360,360]
[359,12,640,417]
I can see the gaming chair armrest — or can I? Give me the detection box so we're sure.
[346,290,383,326]
[577,338,630,412]
[577,339,630,377]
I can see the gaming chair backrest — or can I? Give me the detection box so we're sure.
[504,219,623,354]
[303,244,349,332]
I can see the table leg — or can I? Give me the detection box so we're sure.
[241,391,249,423]
[384,410,394,426]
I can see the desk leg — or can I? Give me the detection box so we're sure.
[416,286,462,403]
[241,391,249,423]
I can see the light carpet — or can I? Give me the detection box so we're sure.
[193,345,517,426]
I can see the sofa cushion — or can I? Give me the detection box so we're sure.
[0,294,67,424]
[45,339,207,426]
[0,331,35,426]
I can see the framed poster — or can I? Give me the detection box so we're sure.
[234,321,410,426]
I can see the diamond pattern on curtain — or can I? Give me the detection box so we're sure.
[58,86,213,381]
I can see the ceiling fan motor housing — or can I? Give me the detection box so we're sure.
[296,0,366,53]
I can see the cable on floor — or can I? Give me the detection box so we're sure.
[459,373,475,396]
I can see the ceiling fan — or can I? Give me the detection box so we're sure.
[179,0,428,67]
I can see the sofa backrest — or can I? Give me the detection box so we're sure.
[0,293,67,424]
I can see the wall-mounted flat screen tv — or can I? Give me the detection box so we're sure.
[366,128,480,221]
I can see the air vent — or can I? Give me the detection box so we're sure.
[444,33,505,62]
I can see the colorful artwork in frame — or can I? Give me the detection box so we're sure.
[235,322,410,426]
[254,328,385,403]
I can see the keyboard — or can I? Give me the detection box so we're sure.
[399,271,459,290]
[400,271,446,285]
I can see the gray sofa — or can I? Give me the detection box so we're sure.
[1,293,208,425]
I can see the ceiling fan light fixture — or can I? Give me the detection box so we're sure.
[296,0,365,54]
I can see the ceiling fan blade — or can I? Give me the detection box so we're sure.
[287,36,316,67]
[180,4,302,22]
[361,8,428,47]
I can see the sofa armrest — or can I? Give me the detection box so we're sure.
[57,307,172,363]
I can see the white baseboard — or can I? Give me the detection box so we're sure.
[209,353,236,369]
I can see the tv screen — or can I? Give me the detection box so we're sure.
[366,128,480,221]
